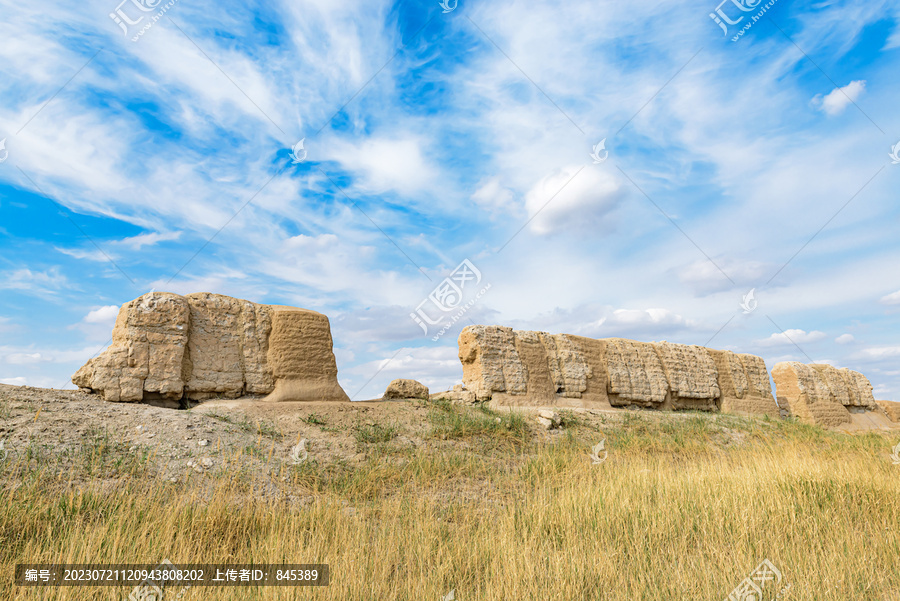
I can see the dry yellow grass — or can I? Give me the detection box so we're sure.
[2,407,899,600]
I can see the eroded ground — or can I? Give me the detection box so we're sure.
[0,383,767,490]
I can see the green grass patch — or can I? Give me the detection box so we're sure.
[353,422,400,444]
[303,412,328,426]
[427,401,529,443]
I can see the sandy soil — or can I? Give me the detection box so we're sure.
[3,383,894,494]
[0,384,443,481]
[1,384,592,487]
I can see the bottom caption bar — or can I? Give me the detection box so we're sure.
[15,562,329,587]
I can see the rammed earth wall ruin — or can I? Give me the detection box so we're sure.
[72,292,349,404]
[457,325,780,416]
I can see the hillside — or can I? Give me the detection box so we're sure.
[2,384,899,599]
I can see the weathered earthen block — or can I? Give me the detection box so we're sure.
[771,362,876,427]
[73,292,349,403]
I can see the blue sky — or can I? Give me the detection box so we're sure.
[1,0,899,400]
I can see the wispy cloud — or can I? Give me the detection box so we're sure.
[55,247,110,262]
[858,346,900,359]
[116,231,182,251]
[0,0,898,399]
[4,352,47,365]
[0,268,68,296]
[757,329,827,347]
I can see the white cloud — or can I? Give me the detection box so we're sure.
[471,177,517,216]
[811,80,866,116]
[51,346,108,364]
[55,247,110,262]
[880,290,900,305]
[4,352,47,365]
[1,344,108,370]
[871,369,900,376]
[0,377,28,386]
[524,166,626,235]
[757,329,827,347]
[602,308,688,328]
[333,305,442,344]
[0,268,68,295]
[320,135,440,196]
[83,305,120,324]
[677,258,772,295]
[835,333,855,344]
[255,233,425,309]
[116,231,181,250]
[70,305,123,341]
[888,13,900,50]
[872,385,892,398]
[150,270,266,302]
[859,346,900,359]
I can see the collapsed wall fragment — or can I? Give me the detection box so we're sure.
[771,362,894,429]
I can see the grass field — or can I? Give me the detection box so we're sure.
[2,401,899,600]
